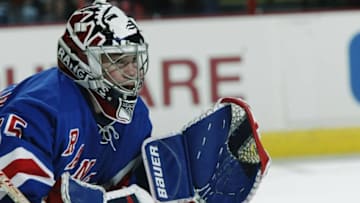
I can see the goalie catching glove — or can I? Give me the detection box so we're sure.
[142,97,270,203]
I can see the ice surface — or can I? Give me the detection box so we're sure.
[251,155,360,203]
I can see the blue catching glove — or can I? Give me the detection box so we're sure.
[142,97,270,203]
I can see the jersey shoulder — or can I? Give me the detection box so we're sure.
[1,67,88,115]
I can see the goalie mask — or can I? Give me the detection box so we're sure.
[57,0,149,123]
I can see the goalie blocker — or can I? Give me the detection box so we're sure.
[142,97,270,203]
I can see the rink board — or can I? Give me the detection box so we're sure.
[262,127,360,158]
[2,12,360,160]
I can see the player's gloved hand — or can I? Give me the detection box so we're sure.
[142,97,270,203]
[106,184,154,203]
[46,172,153,203]
[46,172,106,203]
[188,97,270,202]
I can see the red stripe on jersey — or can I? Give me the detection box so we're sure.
[2,159,51,179]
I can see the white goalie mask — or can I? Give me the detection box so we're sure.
[57,0,149,123]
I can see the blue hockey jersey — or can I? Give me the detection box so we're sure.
[0,67,152,202]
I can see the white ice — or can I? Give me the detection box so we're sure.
[251,155,360,203]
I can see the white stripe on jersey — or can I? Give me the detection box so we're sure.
[0,147,55,187]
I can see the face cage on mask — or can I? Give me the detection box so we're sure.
[86,43,149,99]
